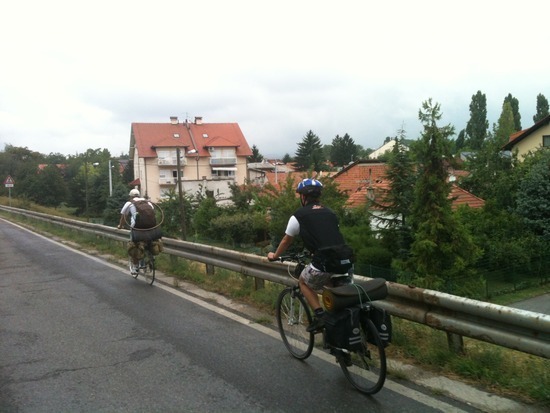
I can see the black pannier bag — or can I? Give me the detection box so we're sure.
[324,306,362,351]
[314,244,355,274]
[368,306,392,347]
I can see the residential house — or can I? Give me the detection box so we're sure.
[130,116,252,202]
[368,139,409,159]
[247,159,296,186]
[332,160,484,231]
[502,114,550,160]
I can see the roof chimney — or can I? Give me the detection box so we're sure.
[194,116,203,125]
[170,116,179,125]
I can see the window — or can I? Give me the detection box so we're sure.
[543,135,550,147]
[212,169,235,179]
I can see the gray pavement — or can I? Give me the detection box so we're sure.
[509,293,550,315]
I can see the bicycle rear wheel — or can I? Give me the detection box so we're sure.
[143,251,155,285]
[276,287,314,359]
[339,317,386,394]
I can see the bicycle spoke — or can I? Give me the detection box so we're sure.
[276,288,314,359]
[339,318,386,394]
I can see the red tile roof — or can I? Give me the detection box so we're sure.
[502,114,550,150]
[131,119,252,159]
[332,160,484,209]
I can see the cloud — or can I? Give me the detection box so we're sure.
[1,0,549,158]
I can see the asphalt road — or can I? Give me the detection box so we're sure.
[510,294,550,315]
[0,218,517,412]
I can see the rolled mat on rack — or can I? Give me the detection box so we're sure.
[322,278,388,312]
[131,227,163,242]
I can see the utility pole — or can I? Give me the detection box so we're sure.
[176,148,187,240]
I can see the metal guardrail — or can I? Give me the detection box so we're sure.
[1,205,549,359]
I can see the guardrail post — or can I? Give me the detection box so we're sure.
[206,264,215,275]
[447,332,464,354]
[255,278,265,290]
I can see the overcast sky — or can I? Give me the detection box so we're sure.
[1,0,548,159]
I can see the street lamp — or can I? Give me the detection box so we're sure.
[108,159,113,196]
[187,149,199,179]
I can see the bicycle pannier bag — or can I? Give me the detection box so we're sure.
[127,241,144,260]
[132,200,156,229]
[324,307,362,351]
[368,306,392,347]
[315,244,355,274]
[151,239,163,255]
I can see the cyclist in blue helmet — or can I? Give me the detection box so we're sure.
[268,178,352,332]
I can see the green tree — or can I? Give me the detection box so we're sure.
[248,145,264,163]
[377,130,415,259]
[503,93,522,131]
[456,205,542,286]
[103,184,129,227]
[454,129,466,153]
[465,91,489,150]
[227,181,261,211]
[533,93,549,123]
[330,133,358,167]
[257,175,301,250]
[0,145,44,199]
[28,164,68,207]
[156,189,194,239]
[494,101,516,146]
[516,149,550,241]
[402,99,481,294]
[461,129,519,211]
[193,195,222,239]
[294,130,324,171]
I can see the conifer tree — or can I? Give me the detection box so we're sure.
[465,91,489,150]
[330,133,358,167]
[495,101,516,146]
[402,99,481,294]
[294,130,324,171]
[378,129,415,259]
[533,93,549,123]
[503,93,522,131]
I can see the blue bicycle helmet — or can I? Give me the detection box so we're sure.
[296,178,323,196]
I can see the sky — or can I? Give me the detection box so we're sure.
[1,0,549,159]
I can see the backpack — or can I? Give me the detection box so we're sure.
[324,307,362,351]
[132,199,156,229]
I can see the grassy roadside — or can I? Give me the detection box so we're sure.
[1,200,549,408]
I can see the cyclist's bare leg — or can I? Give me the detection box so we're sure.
[299,277,322,312]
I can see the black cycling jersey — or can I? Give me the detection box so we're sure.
[293,202,346,254]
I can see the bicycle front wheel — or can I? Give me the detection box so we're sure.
[276,287,314,359]
[339,317,387,394]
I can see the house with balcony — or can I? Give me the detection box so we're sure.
[130,116,252,202]
[502,114,550,160]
